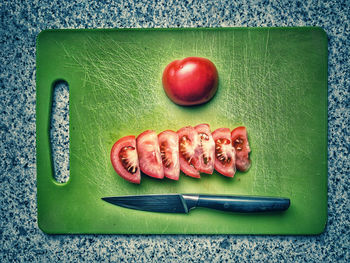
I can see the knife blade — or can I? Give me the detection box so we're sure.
[101,194,290,214]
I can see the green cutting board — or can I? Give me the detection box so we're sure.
[36,27,328,234]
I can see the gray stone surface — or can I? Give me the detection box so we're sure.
[1,0,349,262]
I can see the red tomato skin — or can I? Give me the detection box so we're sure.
[162,57,218,106]
[177,126,201,178]
[194,124,215,174]
[212,128,236,178]
[136,130,164,179]
[158,130,180,180]
[231,126,251,172]
[110,135,140,184]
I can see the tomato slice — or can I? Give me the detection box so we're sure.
[136,130,164,179]
[212,128,236,177]
[177,126,200,178]
[158,130,180,180]
[194,124,215,174]
[231,126,251,171]
[110,135,140,184]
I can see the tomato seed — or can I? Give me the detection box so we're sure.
[215,138,233,164]
[179,136,194,164]
[119,146,138,174]
[199,133,209,141]
[234,137,244,148]
[160,143,173,168]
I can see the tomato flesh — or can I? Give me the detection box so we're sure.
[212,128,236,177]
[136,130,164,179]
[162,57,218,106]
[158,130,180,180]
[231,126,251,171]
[194,124,215,174]
[110,135,140,184]
[177,126,200,178]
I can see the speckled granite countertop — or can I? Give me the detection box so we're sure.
[1,0,349,262]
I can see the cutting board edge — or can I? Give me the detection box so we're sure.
[36,27,329,235]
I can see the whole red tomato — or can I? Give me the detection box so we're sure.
[162,57,218,106]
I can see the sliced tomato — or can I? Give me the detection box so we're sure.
[110,135,140,184]
[177,126,200,178]
[194,124,215,174]
[158,130,180,180]
[136,130,164,179]
[231,126,251,171]
[212,128,236,177]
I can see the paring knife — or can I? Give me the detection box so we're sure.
[101,194,290,214]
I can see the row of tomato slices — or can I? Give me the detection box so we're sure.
[110,124,251,184]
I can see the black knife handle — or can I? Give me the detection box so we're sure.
[185,195,290,213]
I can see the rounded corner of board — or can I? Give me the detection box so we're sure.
[37,217,54,235]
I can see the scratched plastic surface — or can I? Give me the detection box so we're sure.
[36,28,328,234]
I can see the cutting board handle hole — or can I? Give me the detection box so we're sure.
[50,80,70,184]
